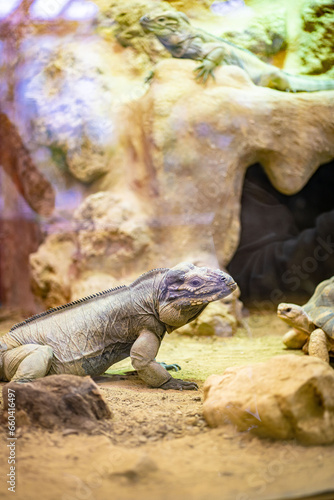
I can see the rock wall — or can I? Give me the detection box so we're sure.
[0,0,333,312]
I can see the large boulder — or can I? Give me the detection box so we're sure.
[15,35,148,184]
[29,191,153,307]
[203,354,334,445]
[2,375,112,432]
[30,233,78,309]
[73,191,151,276]
[132,60,334,267]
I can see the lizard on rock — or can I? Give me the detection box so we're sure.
[140,11,334,91]
[0,263,237,390]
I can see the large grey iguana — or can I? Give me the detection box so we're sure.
[140,11,334,91]
[0,262,237,390]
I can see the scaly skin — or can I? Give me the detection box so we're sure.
[140,11,334,92]
[0,262,237,389]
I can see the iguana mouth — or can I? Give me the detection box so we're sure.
[189,287,236,305]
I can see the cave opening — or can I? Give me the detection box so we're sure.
[227,160,334,306]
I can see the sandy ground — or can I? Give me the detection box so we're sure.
[1,311,334,500]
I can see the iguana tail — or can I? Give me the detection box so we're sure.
[281,72,334,93]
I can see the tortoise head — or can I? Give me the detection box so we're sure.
[140,11,190,37]
[157,262,237,332]
[277,303,313,334]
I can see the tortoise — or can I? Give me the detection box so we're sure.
[277,277,334,363]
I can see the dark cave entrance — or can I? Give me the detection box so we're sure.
[227,160,334,306]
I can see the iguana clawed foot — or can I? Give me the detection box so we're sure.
[158,361,181,372]
[194,60,216,83]
[124,361,181,377]
[160,378,198,390]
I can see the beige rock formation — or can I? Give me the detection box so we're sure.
[130,60,334,267]
[203,354,334,444]
[29,60,334,308]
[30,192,153,306]
[74,191,152,276]
[30,233,78,309]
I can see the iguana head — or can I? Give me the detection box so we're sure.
[277,303,313,334]
[140,11,190,37]
[157,262,237,332]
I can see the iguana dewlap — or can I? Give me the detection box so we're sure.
[0,262,237,390]
[140,11,334,92]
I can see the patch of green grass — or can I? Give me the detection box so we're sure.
[106,328,301,382]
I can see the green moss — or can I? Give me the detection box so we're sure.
[221,8,287,61]
[106,324,302,382]
[50,145,69,173]
[298,0,334,75]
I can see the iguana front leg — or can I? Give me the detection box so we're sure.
[194,46,227,83]
[130,330,198,390]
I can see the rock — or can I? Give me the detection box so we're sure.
[103,0,169,62]
[29,233,78,308]
[203,354,334,445]
[0,113,55,311]
[28,60,334,316]
[70,272,121,302]
[29,192,152,306]
[133,60,334,266]
[0,113,55,217]
[2,375,112,432]
[14,35,148,186]
[74,191,151,275]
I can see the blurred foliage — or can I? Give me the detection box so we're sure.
[298,0,334,76]
[221,8,287,61]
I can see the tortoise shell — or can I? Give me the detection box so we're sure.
[303,276,334,339]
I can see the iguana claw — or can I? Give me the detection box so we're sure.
[194,60,216,84]
[159,378,198,391]
[158,362,181,372]
[124,361,181,376]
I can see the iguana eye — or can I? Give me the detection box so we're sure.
[157,17,166,22]
[191,279,201,286]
